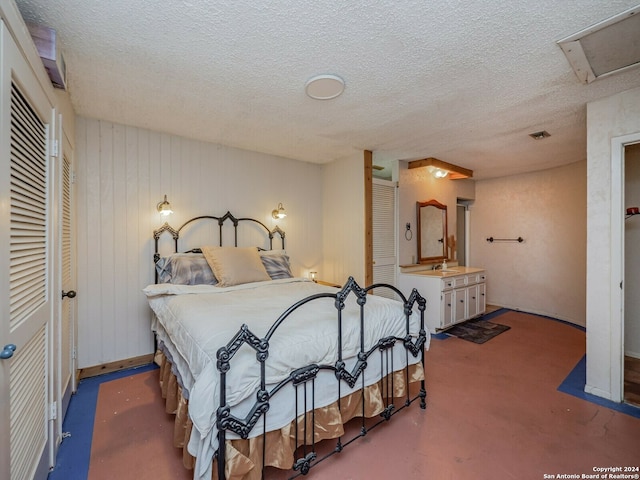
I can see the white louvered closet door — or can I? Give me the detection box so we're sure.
[372,179,398,299]
[0,21,54,480]
[59,150,76,399]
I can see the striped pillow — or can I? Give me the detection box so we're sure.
[259,251,293,280]
[156,253,217,285]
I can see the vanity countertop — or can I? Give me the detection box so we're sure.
[400,266,485,278]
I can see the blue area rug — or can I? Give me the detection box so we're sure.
[48,364,158,480]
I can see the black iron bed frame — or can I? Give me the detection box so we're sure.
[152,212,428,480]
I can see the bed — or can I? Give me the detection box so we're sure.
[144,212,428,480]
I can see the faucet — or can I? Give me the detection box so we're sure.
[433,264,442,270]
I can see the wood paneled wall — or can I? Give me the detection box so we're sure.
[75,117,324,369]
[321,153,366,286]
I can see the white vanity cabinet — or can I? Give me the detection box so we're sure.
[398,267,486,332]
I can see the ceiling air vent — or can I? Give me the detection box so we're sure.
[27,23,67,90]
[557,5,640,84]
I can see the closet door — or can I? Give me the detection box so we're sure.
[58,145,76,410]
[372,178,398,299]
[0,21,54,480]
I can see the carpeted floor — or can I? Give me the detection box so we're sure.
[87,371,190,480]
[49,309,640,480]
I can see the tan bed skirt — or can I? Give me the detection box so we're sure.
[156,351,424,480]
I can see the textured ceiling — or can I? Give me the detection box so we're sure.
[14,0,640,179]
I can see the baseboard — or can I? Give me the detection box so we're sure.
[584,384,615,401]
[78,353,155,379]
[487,303,585,330]
[625,351,640,360]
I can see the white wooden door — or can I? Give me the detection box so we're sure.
[58,147,76,415]
[372,178,398,299]
[0,21,54,480]
[48,137,76,467]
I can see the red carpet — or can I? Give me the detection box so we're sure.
[86,311,640,480]
[88,370,191,480]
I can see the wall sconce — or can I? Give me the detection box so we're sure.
[408,157,473,180]
[309,271,317,282]
[157,195,173,217]
[272,202,287,220]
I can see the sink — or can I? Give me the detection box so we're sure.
[415,269,459,276]
[413,268,460,277]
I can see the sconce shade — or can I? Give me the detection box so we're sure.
[408,157,473,179]
[157,195,173,216]
[272,203,287,219]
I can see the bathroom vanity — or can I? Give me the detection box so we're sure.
[398,266,486,332]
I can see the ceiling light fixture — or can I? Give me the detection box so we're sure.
[428,166,449,178]
[529,130,551,140]
[305,74,345,100]
[408,157,473,180]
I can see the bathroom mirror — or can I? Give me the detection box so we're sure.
[417,199,448,263]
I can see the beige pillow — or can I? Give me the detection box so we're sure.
[201,246,270,287]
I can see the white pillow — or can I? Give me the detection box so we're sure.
[259,249,287,257]
[202,246,270,287]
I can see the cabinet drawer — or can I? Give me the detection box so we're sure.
[467,273,487,285]
[442,278,455,291]
[452,276,467,288]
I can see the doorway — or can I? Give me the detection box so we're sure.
[624,143,640,406]
[456,199,473,267]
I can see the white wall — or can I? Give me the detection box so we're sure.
[586,85,640,401]
[321,153,365,285]
[75,117,324,369]
[470,161,587,325]
[625,144,640,358]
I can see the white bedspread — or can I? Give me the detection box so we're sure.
[143,277,427,479]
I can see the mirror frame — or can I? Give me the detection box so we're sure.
[416,199,448,263]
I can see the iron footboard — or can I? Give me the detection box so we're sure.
[215,277,427,479]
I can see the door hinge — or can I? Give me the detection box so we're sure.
[49,401,57,420]
[51,139,59,158]
[72,347,77,360]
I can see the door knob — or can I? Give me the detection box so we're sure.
[62,290,76,299]
[1,344,17,360]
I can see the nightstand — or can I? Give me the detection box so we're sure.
[314,280,341,288]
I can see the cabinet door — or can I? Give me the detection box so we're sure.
[454,288,467,324]
[467,284,479,319]
[477,282,486,314]
[442,290,454,328]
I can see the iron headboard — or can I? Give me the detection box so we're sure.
[153,210,285,267]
